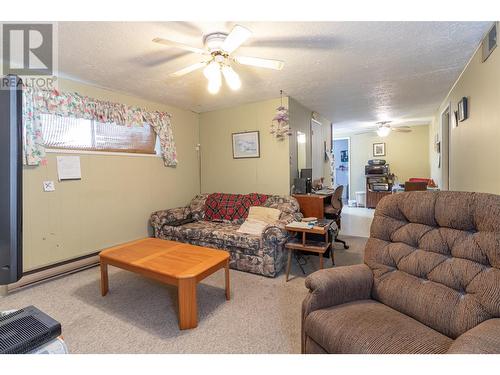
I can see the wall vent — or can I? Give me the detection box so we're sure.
[482,22,497,62]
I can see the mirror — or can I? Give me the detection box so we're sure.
[297,131,307,173]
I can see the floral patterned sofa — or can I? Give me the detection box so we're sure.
[150,193,302,277]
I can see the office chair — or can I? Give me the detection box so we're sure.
[324,185,349,249]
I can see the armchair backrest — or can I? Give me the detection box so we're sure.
[364,191,500,339]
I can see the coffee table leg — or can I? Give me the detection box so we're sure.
[225,259,231,300]
[286,249,292,282]
[319,253,324,269]
[100,261,109,296]
[178,278,198,330]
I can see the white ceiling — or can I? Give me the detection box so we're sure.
[58,21,491,131]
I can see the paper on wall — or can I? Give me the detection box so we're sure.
[56,156,82,181]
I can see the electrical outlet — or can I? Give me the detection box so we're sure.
[43,181,55,192]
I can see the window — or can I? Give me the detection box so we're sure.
[40,113,157,154]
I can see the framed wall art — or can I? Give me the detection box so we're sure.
[232,131,260,159]
[373,142,386,157]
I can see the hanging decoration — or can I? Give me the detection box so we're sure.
[270,90,291,140]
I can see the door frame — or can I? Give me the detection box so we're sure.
[333,136,351,201]
[440,103,451,190]
[310,118,323,181]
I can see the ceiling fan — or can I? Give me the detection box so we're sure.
[356,121,412,137]
[152,25,285,94]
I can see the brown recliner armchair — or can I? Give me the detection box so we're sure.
[302,191,500,354]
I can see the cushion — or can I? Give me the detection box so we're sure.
[305,300,453,354]
[247,206,281,223]
[237,218,268,236]
[189,193,209,221]
[163,221,261,251]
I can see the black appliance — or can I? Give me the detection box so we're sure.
[293,177,312,194]
[368,159,386,166]
[0,306,61,354]
[0,75,23,285]
[365,164,390,176]
[300,168,312,179]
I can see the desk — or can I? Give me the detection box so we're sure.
[292,193,333,219]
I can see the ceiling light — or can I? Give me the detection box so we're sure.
[222,65,241,90]
[377,126,391,137]
[203,61,221,82]
[207,79,221,94]
[204,61,222,94]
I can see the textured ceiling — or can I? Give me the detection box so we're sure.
[58,21,491,130]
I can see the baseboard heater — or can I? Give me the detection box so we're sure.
[0,306,61,354]
[5,253,100,292]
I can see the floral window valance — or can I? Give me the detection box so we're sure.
[22,87,177,167]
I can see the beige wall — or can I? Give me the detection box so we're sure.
[430,34,500,194]
[288,98,332,187]
[22,78,200,271]
[199,98,291,195]
[344,125,430,199]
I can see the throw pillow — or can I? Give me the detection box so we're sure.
[247,206,281,224]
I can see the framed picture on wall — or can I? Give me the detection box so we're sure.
[373,142,386,157]
[458,97,468,122]
[232,131,260,159]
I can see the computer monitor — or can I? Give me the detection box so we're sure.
[300,168,312,179]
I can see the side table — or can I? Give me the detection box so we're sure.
[284,221,335,282]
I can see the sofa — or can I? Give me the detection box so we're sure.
[150,193,302,277]
[302,191,500,354]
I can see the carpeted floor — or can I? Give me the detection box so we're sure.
[0,235,367,354]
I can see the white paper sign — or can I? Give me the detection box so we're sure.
[57,156,82,181]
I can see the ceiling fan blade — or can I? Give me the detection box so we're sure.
[234,56,284,70]
[354,131,376,135]
[152,37,207,55]
[392,127,412,133]
[221,25,252,54]
[169,62,207,77]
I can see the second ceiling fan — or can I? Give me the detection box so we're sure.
[153,24,285,94]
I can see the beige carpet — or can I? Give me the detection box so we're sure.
[0,235,367,354]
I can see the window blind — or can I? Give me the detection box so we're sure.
[40,114,157,154]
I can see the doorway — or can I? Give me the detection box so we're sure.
[333,137,350,202]
[441,105,451,190]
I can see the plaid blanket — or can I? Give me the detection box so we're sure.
[204,193,268,222]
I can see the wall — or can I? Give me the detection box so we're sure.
[429,34,500,194]
[22,78,200,271]
[199,98,291,195]
[288,98,332,187]
[342,125,430,199]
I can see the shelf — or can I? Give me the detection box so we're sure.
[285,238,330,253]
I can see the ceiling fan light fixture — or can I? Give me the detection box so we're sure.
[222,65,241,91]
[235,56,284,70]
[221,25,252,54]
[207,79,221,95]
[376,126,391,137]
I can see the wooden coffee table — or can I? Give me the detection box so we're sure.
[99,238,230,330]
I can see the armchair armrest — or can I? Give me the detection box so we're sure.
[302,264,373,352]
[447,319,500,354]
[150,206,191,237]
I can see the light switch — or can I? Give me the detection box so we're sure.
[43,181,55,192]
